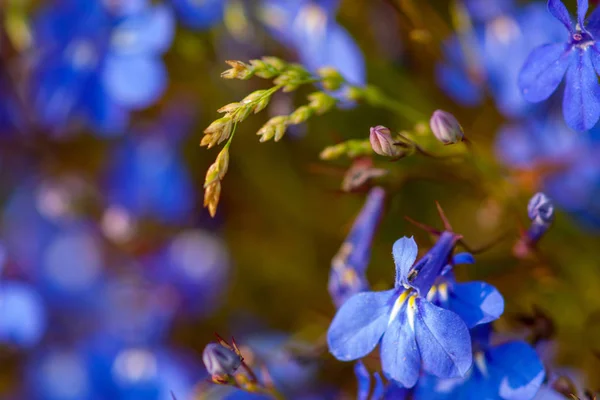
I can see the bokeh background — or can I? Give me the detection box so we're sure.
[1,0,600,398]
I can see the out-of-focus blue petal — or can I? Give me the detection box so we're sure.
[435,63,484,106]
[414,298,472,378]
[28,348,93,400]
[586,7,600,34]
[103,55,167,109]
[346,187,386,274]
[453,253,475,265]
[392,236,418,289]
[518,43,573,103]
[171,0,225,29]
[548,0,575,33]
[447,282,504,328]
[0,282,46,348]
[578,0,589,27]
[381,305,420,388]
[487,341,545,400]
[355,361,371,400]
[464,0,515,22]
[110,4,174,55]
[297,22,366,86]
[82,74,128,136]
[372,372,385,400]
[327,289,395,361]
[563,49,600,131]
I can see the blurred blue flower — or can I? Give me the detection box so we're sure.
[437,2,564,117]
[32,0,174,135]
[519,0,600,131]
[328,187,386,307]
[464,0,515,23]
[414,325,545,400]
[171,0,225,29]
[0,281,46,348]
[327,234,473,388]
[495,114,600,229]
[259,0,365,87]
[1,178,105,305]
[104,114,194,225]
[28,347,94,400]
[144,229,230,316]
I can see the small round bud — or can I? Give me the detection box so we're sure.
[369,126,402,157]
[429,110,464,144]
[202,343,241,377]
[527,192,554,226]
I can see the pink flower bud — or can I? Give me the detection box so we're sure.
[430,110,464,144]
[369,126,401,157]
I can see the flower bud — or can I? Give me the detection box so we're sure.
[429,110,464,144]
[203,343,242,378]
[369,126,401,157]
[527,192,554,226]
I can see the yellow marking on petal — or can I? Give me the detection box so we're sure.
[407,295,417,331]
[295,5,327,36]
[342,268,358,286]
[426,285,437,302]
[388,290,410,326]
[474,351,488,377]
[438,283,449,302]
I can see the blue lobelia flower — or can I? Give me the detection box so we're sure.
[328,187,386,308]
[103,108,195,224]
[259,0,365,87]
[0,281,47,348]
[32,0,174,136]
[414,325,546,400]
[437,2,564,117]
[463,0,515,23]
[518,0,600,131]
[327,233,475,387]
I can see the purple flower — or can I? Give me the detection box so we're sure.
[203,343,242,378]
[429,110,464,145]
[519,0,600,131]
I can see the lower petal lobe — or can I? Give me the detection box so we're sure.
[563,48,600,131]
[327,289,395,361]
[381,306,421,388]
[518,43,572,103]
[414,298,472,379]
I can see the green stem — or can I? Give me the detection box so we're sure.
[361,85,426,123]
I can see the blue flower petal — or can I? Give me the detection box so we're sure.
[563,48,600,131]
[532,385,566,400]
[578,0,589,27]
[392,236,418,288]
[414,298,472,379]
[586,7,600,35]
[435,63,484,107]
[103,55,167,109]
[548,0,574,33]
[487,341,545,400]
[453,252,475,265]
[447,282,504,328]
[384,381,410,400]
[381,304,420,388]
[409,232,456,297]
[355,361,371,400]
[372,372,385,400]
[111,4,174,55]
[82,75,128,136]
[346,187,386,274]
[518,43,573,102]
[327,289,395,361]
